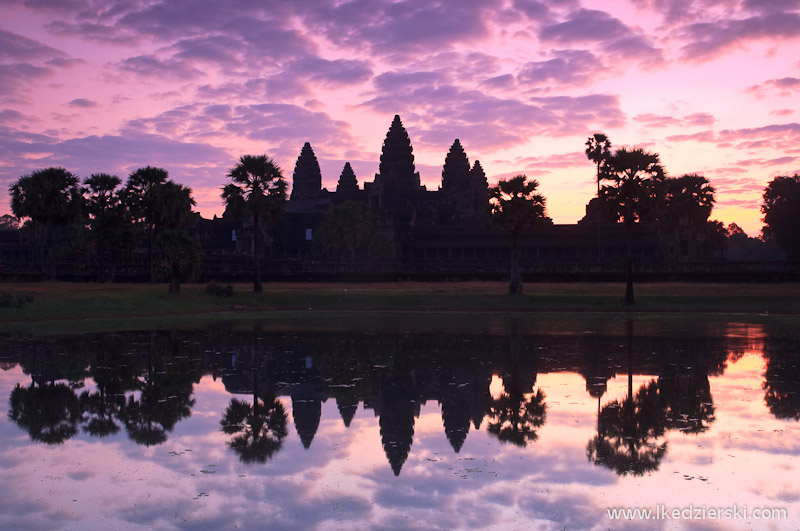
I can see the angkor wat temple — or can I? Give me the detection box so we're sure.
[198,114,727,281]
[1,114,766,281]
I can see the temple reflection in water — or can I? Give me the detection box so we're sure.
[4,318,793,479]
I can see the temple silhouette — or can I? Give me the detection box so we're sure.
[3,114,791,281]
[3,323,752,476]
[197,114,730,281]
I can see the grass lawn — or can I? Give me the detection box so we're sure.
[1,281,798,335]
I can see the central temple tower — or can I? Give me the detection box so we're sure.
[371,115,422,209]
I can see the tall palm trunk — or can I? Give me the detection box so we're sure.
[626,319,634,400]
[596,161,602,261]
[252,213,263,293]
[46,217,56,281]
[509,231,522,294]
[147,224,155,283]
[624,223,634,305]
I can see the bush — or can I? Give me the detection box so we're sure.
[206,282,234,297]
[0,292,33,308]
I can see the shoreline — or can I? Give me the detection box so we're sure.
[2,281,799,335]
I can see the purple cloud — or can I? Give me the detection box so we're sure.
[0,28,65,61]
[634,113,681,128]
[306,0,493,56]
[684,113,715,126]
[480,74,515,89]
[512,0,550,20]
[0,110,27,124]
[67,98,98,108]
[518,50,600,86]
[0,125,233,214]
[288,57,373,87]
[118,54,203,80]
[680,12,800,61]
[539,9,630,43]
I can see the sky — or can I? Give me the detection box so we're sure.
[1,0,799,236]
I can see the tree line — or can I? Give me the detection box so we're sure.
[6,140,800,302]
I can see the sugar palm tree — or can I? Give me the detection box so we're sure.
[586,133,612,259]
[9,167,82,280]
[122,166,168,282]
[585,133,612,197]
[489,175,547,294]
[600,148,665,304]
[84,173,124,281]
[222,155,287,293]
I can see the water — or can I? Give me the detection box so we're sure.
[1,316,799,530]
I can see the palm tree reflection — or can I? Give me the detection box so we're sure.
[9,382,80,444]
[486,385,547,447]
[587,320,667,476]
[587,380,667,476]
[486,331,547,448]
[220,397,288,463]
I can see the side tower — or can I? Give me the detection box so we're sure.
[335,162,360,201]
[440,139,489,221]
[290,142,322,201]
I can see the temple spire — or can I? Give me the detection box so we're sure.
[441,139,471,192]
[375,115,421,206]
[336,162,359,199]
[291,142,322,200]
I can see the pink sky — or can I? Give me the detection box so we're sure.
[1,0,799,236]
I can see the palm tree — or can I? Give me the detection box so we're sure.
[662,174,715,260]
[84,173,123,281]
[222,155,287,293]
[122,166,168,282]
[600,148,665,304]
[122,168,195,282]
[585,133,612,197]
[155,229,200,293]
[9,167,82,280]
[586,133,612,259]
[489,175,547,294]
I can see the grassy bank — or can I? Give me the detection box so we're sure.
[1,281,798,335]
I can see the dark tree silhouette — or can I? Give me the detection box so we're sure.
[489,175,547,294]
[487,327,547,447]
[9,167,82,280]
[78,341,139,438]
[586,380,667,476]
[584,132,612,261]
[122,166,168,282]
[587,320,667,475]
[222,155,287,293]
[9,382,80,444]
[83,173,135,282]
[661,174,716,260]
[487,385,547,448]
[761,174,800,261]
[155,229,201,293]
[585,133,612,197]
[313,200,374,260]
[658,372,716,434]
[119,344,196,446]
[0,213,19,229]
[600,148,665,304]
[220,397,288,463]
[763,346,800,421]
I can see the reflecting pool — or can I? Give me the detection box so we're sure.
[1,315,799,530]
